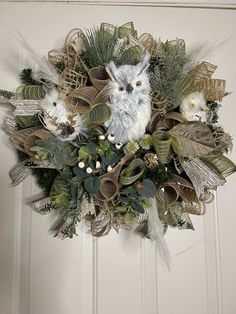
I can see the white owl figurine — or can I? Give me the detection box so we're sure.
[105,54,151,144]
[40,89,84,141]
[180,92,208,122]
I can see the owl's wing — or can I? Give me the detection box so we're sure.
[107,111,135,143]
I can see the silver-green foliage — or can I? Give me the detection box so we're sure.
[149,39,195,112]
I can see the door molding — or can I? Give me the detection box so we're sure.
[2,1,236,10]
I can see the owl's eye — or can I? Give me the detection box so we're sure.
[136,81,142,87]
[53,102,57,106]
[119,86,124,91]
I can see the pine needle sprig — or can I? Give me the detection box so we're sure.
[0,89,15,100]
[81,27,118,67]
[19,68,41,85]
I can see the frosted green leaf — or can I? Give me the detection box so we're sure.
[169,121,216,157]
[87,103,111,124]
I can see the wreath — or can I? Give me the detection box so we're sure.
[1,22,235,240]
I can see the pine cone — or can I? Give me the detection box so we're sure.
[144,153,158,169]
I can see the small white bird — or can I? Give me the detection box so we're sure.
[180,92,208,122]
[40,89,85,141]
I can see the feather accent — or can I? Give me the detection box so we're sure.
[15,32,60,85]
[147,198,172,270]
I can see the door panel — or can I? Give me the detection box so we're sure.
[0,3,235,314]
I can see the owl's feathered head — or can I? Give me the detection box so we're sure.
[105,54,150,103]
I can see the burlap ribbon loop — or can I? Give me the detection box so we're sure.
[139,33,157,55]
[161,112,186,130]
[24,129,54,159]
[48,48,78,71]
[151,91,168,115]
[67,66,110,113]
[183,201,206,215]
[196,78,226,101]
[94,153,135,202]
[191,61,217,82]
[88,66,110,91]
[48,28,88,96]
[48,50,67,68]
[59,68,87,95]
[68,86,98,113]
[48,28,86,79]
[190,61,226,101]
[64,28,86,55]
[156,174,197,204]
[147,111,162,133]
[156,183,179,204]
[150,112,186,131]
[10,126,41,153]
[173,174,198,203]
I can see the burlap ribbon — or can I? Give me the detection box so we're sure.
[49,28,86,69]
[48,22,153,105]
[148,111,186,133]
[24,129,54,159]
[62,23,148,112]
[139,33,157,55]
[156,174,198,204]
[48,27,87,96]
[182,189,214,215]
[94,153,135,202]
[50,28,110,112]
[10,126,54,159]
[190,61,226,101]
[183,201,206,215]
[67,66,110,114]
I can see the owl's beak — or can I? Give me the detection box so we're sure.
[126,84,133,93]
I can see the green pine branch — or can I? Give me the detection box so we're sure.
[19,68,41,85]
[81,26,118,67]
[0,89,15,100]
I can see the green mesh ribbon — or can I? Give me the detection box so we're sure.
[120,158,145,185]
[16,85,45,100]
[152,130,171,164]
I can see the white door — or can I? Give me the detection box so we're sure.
[0,2,236,314]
